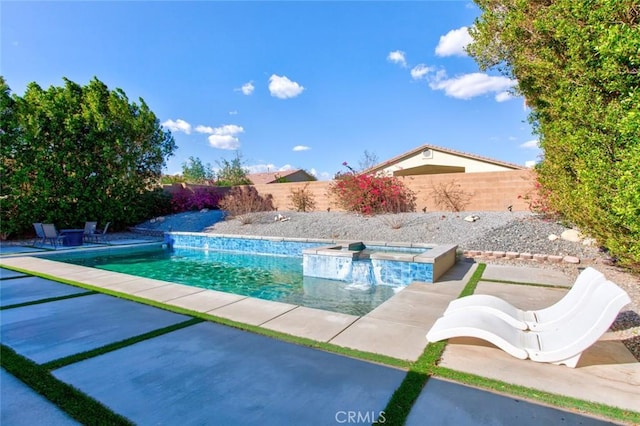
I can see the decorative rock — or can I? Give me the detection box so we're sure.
[464,215,480,222]
[505,252,519,259]
[582,238,597,246]
[547,255,563,263]
[519,253,533,260]
[563,255,580,264]
[548,234,559,241]
[533,253,547,262]
[561,229,583,242]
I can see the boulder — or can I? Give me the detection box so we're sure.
[548,234,559,241]
[560,229,583,242]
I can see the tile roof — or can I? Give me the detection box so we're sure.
[246,169,304,185]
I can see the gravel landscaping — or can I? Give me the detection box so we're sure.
[135,209,640,360]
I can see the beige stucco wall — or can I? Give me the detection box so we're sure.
[377,149,519,175]
[165,169,538,213]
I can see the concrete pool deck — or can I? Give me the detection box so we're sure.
[1,255,638,423]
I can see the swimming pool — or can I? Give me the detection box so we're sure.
[45,246,399,316]
[44,234,457,316]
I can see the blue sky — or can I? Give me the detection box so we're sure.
[2,1,541,179]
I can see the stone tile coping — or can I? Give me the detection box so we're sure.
[0,255,475,362]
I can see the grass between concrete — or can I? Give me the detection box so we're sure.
[1,262,639,425]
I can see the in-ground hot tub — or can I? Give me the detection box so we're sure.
[302,241,458,285]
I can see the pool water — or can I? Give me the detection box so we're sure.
[48,247,398,316]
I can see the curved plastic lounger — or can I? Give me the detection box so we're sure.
[444,267,607,331]
[426,312,533,360]
[426,280,630,368]
[529,280,631,367]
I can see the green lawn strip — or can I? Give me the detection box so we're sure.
[432,366,640,424]
[377,263,486,425]
[0,344,133,425]
[0,291,97,310]
[480,278,570,289]
[42,317,204,370]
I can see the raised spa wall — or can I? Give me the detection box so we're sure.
[302,242,457,284]
[168,233,458,284]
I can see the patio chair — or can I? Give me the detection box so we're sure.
[443,267,607,331]
[32,223,46,246]
[426,280,630,367]
[41,223,66,248]
[92,222,111,244]
[83,221,97,243]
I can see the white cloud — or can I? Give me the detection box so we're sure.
[246,163,294,174]
[495,91,513,102]
[269,75,304,99]
[520,139,540,149]
[208,135,241,150]
[410,64,433,80]
[162,119,191,134]
[229,110,238,115]
[238,81,254,95]
[525,160,537,168]
[435,26,473,57]
[293,145,311,151]
[195,125,214,134]
[308,168,317,177]
[387,50,407,67]
[429,72,516,100]
[194,124,244,150]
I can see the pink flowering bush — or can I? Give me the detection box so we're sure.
[518,176,559,219]
[170,187,224,212]
[328,163,416,215]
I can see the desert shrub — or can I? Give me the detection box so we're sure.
[218,186,274,217]
[380,214,409,230]
[328,163,416,215]
[170,187,224,212]
[289,184,316,212]
[430,180,473,212]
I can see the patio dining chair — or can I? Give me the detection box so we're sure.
[41,224,66,248]
[92,222,111,244]
[83,221,97,243]
[32,223,46,246]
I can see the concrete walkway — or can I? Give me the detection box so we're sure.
[1,256,636,424]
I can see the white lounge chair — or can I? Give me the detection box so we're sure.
[444,267,607,331]
[426,280,630,367]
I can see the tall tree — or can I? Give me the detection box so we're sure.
[0,77,176,237]
[182,156,214,183]
[215,151,252,186]
[468,0,640,267]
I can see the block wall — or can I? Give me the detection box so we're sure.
[164,169,537,213]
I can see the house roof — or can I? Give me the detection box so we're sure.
[247,169,313,185]
[361,143,525,174]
